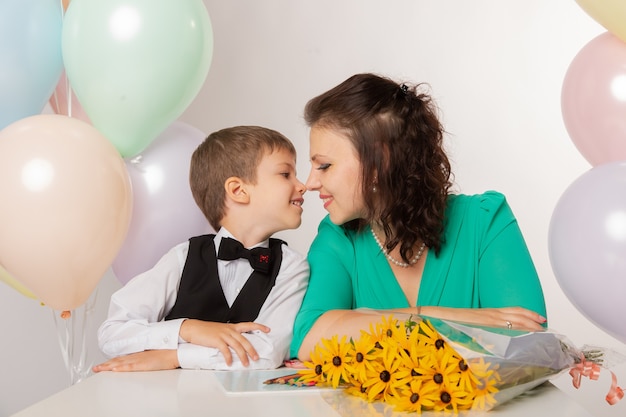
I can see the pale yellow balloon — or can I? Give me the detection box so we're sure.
[0,264,36,299]
[576,0,626,43]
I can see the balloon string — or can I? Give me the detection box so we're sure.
[59,1,73,119]
[52,288,98,386]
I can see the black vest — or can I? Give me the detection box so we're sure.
[164,234,284,323]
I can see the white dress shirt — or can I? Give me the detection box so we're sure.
[97,228,309,370]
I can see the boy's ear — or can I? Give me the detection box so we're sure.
[224,176,250,204]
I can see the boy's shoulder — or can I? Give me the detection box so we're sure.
[274,239,308,275]
[274,238,306,259]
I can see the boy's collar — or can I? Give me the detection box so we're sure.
[215,227,269,249]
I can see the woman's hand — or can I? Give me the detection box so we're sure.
[92,350,179,372]
[420,306,547,332]
[179,319,271,366]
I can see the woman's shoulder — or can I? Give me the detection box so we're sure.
[447,190,508,213]
[446,190,516,227]
[309,215,358,253]
[314,215,355,240]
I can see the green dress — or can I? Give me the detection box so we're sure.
[290,191,547,358]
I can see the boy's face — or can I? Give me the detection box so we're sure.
[245,148,305,233]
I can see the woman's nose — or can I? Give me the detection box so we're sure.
[305,171,319,191]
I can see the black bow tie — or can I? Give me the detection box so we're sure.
[217,237,272,274]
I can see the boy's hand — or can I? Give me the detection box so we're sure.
[92,350,179,372]
[179,319,271,366]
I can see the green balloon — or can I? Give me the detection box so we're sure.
[62,0,213,158]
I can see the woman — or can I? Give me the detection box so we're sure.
[291,73,547,360]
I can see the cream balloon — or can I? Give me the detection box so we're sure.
[576,0,626,43]
[0,115,132,311]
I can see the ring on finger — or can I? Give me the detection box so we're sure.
[505,320,512,330]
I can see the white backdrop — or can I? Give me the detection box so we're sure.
[2,1,625,415]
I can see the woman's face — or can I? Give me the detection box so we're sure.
[306,126,366,225]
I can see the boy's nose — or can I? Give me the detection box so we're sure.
[296,180,306,194]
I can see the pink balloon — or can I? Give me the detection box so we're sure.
[112,121,212,285]
[0,115,132,311]
[48,70,91,124]
[548,161,626,344]
[561,32,626,166]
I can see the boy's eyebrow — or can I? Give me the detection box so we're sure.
[310,154,323,162]
[276,161,296,169]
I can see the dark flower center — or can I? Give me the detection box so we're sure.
[314,364,322,375]
[433,373,443,384]
[410,393,420,403]
[332,356,342,366]
[459,359,469,372]
[386,329,393,337]
[356,352,364,362]
[380,370,391,382]
[375,341,383,349]
[440,391,452,403]
[435,339,445,349]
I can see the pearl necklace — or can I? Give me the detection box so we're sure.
[370,228,426,268]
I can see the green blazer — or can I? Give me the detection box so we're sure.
[290,191,547,358]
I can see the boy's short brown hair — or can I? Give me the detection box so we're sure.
[190,125,297,231]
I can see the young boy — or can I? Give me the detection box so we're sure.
[93,126,309,372]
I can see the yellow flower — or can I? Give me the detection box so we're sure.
[417,319,450,360]
[346,333,378,383]
[362,339,404,402]
[319,335,352,388]
[390,378,438,413]
[416,347,461,390]
[457,358,480,392]
[432,386,474,413]
[365,314,402,346]
[345,379,370,401]
[297,344,327,385]
[467,357,500,410]
[394,326,431,383]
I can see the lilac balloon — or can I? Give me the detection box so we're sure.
[548,161,626,343]
[561,32,626,166]
[112,121,212,285]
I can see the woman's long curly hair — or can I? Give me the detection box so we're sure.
[304,73,452,259]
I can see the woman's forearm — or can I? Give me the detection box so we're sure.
[297,308,415,360]
[297,305,546,360]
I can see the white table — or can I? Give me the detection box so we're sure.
[12,364,625,417]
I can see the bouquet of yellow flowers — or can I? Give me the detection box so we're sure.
[296,314,622,413]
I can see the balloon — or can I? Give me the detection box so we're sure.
[48,70,91,124]
[561,32,626,166]
[576,0,626,44]
[0,0,64,130]
[548,161,626,344]
[112,121,212,285]
[0,115,133,311]
[61,0,213,158]
[0,264,36,300]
